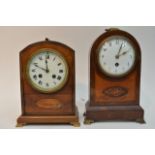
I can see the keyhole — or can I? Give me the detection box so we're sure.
[38,74,42,78]
[115,63,119,67]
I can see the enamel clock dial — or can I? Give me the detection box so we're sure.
[27,49,68,93]
[98,36,136,77]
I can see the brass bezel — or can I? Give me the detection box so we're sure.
[97,35,137,78]
[26,48,69,93]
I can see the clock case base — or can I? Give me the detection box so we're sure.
[17,106,80,127]
[84,101,145,124]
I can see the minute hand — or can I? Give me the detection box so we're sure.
[45,60,49,73]
[34,64,47,72]
[115,43,123,59]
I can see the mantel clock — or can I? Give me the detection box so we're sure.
[17,38,80,127]
[84,28,145,124]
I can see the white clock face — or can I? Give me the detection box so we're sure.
[27,49,68,93]
[98,35,136,77]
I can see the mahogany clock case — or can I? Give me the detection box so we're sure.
[84,29,145,124]
[17,39,80,127]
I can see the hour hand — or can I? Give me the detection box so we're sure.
[119,50,129,56]
[115,49,129,59]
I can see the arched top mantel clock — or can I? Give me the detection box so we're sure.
[84,28,145,124]
[17,38,80,127]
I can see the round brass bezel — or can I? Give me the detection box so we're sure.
[26,48,69,93]
[97,35,137,78]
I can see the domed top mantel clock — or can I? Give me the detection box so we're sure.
[17,38,80,127]
[84,28,145,124]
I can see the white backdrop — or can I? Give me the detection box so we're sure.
[0,26,154,128]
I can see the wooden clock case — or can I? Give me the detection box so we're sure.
[84,29,145,124]
[17,38,80,127]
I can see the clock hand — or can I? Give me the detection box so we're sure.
[115,43,123,59]
[118,50,129,57]
[45,59,49,73]
[34,64,47,72]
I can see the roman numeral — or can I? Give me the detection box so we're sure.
[128,62,130,66]
[33,75,37,80]
[32,69,35,72]
[122,41,126,47]
[109,42,112,46]
[33,63,38,67]
[38,80,42,85]
[53,57,56,61]
[39,56,43,60]
[57,75,62,80]
[46,53,50,59]
[103,48,107,52]
[58,63,61,66]
[59,69,63,73]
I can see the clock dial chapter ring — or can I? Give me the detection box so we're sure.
[97,35,137,78]
[26,48,69,93]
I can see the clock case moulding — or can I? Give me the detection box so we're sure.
[84,28,145,124]
[17,38,80,127]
